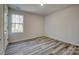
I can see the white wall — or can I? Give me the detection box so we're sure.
[3,4,8,50]
[45,5,79,46]
[0,5,4,54]
[8,9,44,43]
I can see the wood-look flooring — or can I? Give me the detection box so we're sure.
[5,37,79,55]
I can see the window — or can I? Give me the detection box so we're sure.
[11,14,23,33]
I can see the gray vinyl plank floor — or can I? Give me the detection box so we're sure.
[5,37,79,55]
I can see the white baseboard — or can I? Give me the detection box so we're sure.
[45,35,79,46]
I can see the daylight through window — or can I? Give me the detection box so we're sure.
[11,14,23,33]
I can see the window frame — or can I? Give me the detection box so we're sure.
[11,14,24,33]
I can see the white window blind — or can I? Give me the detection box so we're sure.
[11,14,23,33]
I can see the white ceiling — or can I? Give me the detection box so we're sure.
[8,4,72,16]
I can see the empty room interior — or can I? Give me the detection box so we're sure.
[0,4,79,55]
